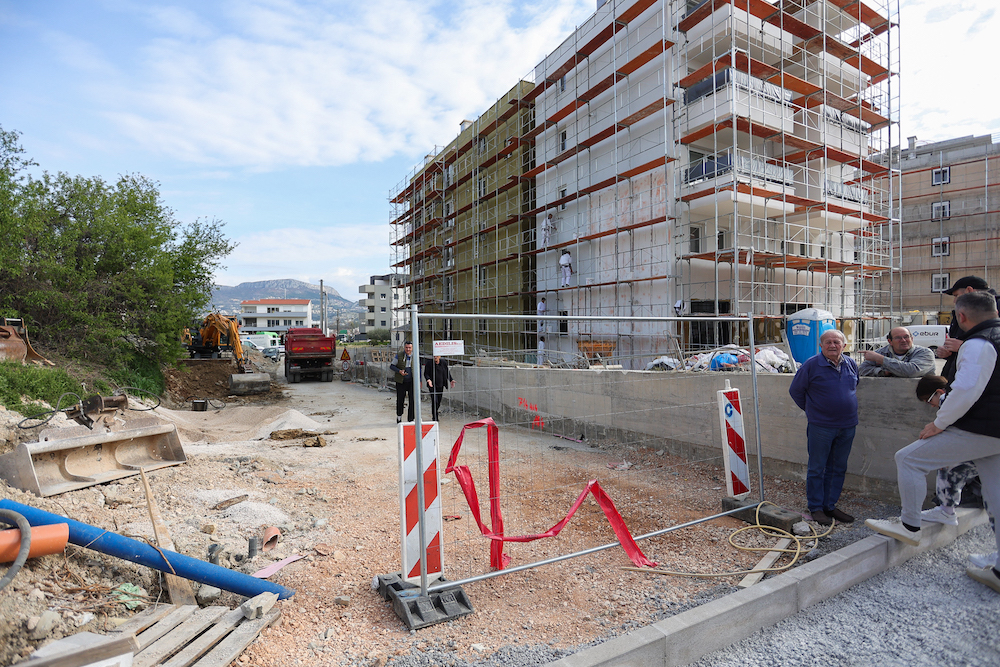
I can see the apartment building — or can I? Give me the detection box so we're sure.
[391,0,901,363]
[358,274,409,342]
[891,134,999,319]
[238,299,311,336]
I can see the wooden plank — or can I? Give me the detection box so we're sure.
[159,609,245,667]
[22,636,138,667]
[738,538,792,588]
[191,609,281,667]
[110,604,177,638]
[134,605,199,651]
[134,606,228,667]
[141,469,198,606]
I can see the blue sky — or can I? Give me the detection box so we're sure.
[1,0,997,298]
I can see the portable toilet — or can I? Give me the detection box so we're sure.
[786,308,836,363]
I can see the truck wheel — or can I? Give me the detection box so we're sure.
[324,370,334,382]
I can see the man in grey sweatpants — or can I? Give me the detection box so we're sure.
[867,291,1000,594]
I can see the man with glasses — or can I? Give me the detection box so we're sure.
[858,326,936,378]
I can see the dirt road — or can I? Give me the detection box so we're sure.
[1,367,886,666]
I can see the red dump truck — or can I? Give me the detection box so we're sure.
[283,327,336,383]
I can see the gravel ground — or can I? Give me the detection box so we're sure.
[689,521,1000,667]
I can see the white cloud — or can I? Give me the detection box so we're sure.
[216,223,397,296]
[900,0,1000,141]
[91,0,595,169]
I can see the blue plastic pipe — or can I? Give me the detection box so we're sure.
[0,500,294,600]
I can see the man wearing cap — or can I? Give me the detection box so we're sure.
[858,326,935,377]
[939,276,1000,382]
[866,291,1000,595]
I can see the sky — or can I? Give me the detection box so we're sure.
[1,0,998,299]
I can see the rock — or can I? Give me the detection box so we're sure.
[333,550,346,562]
[792,521,812,536]
[28,588,45,601]
[471,643,487,653]
[29,610,60,640]
[241,592,279,620]
[312,518,328,528]
[201,524,217,535]
[302,436,326,447]
[333,595,350,607]
[197,585,222,605]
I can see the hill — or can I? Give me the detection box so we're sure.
[207,279,364,323]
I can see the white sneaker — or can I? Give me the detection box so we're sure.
[969,551,998,569]
[865,518,922,546]
[920,506,959,526]
[966,565,1000,594]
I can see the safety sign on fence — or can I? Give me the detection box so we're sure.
[717,380,750,499]
[398,422,442,583]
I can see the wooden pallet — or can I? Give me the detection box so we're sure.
[108,603,280,667]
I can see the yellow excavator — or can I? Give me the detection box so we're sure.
[184,313,269,394]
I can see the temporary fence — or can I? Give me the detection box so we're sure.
[397,307,776,599]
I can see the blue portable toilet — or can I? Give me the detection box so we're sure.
[785,308,836,363]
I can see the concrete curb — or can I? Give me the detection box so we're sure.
[547,508,988,667]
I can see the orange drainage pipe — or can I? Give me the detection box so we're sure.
[0,524,69,563]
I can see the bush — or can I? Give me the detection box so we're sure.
[0,361,94,417]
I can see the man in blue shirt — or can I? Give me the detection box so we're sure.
[789,329,860,526]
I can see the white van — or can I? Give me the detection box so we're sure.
[906,325,948,350]
[242,334,281,355]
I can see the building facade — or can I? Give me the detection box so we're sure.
[238,299,311,336]
[391,0,901,364]
[892,134,999,319]
[358,274,409,342]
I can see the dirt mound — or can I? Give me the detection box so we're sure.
[162,360,286,408]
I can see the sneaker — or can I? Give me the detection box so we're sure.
[810,510,832,526]
[920,506,958,526]
[396,416,402,424]
[969,551,998,569]
[966,565,1000,594]
[865,518,922,546]
[826,507,855,523]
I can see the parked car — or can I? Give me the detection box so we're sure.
[262,347,281,361]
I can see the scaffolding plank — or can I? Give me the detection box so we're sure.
[616,39,673,77]
[617,0,659,24]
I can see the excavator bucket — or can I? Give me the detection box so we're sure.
[0,319,54,365]
[0,417,187,497]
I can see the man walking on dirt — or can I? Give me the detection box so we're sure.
[867,291,1000,595]
[391,341,415,423]
[788,329,859,526]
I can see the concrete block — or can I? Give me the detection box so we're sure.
[548,625,667,667]
[721,497,800,532]
[659,573,799,665]
[229,373,271,395]
[785,540,888,609]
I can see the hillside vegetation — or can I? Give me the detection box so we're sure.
[0,126,235,409]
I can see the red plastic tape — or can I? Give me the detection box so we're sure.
[444,418,655,570]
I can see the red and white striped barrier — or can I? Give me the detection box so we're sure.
[398,422,442,583]
[717,381,750,498]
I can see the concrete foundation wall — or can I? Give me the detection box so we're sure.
[448,367,935,503]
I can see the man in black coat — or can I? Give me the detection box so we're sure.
[939,276,1000,382]
[423,355,455,422]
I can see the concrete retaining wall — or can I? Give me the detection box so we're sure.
[447,367,936,503]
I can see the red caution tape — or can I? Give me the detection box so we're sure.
[444,418,656,570]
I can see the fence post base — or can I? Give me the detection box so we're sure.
[375,573,474,630]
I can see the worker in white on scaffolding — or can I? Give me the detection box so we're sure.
[537,297,546,332]
[559,250,573,287]
[541,213,555,249]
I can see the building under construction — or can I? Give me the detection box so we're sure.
[390,0,901,366]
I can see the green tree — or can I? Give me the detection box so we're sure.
[367,328,390,343]
[0,126,236,367]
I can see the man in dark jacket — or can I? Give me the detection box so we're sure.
[867,291,1000,595]
[390,341,415,423]
[788,329,859,526]
[939,276,1000,382]
[423,355,455,422]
